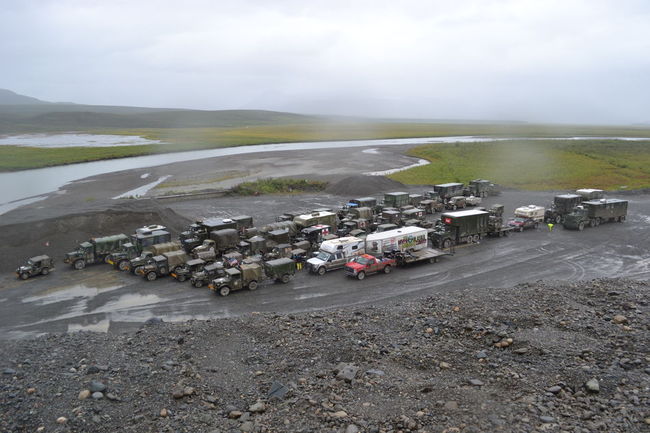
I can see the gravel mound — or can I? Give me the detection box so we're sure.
[326,175,408,197]
[1,278,648,432]
[0,204,190,272]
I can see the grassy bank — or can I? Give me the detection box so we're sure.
[3,122,650,172]
[390,139,650,190]
[229,178,328,196]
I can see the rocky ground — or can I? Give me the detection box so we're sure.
[1,278,648,433]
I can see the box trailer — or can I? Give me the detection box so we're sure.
[383,192,410,208]
[365,226,447,265]
[434,183,464,200]
[564,199,628,230]
[430,209,490,248]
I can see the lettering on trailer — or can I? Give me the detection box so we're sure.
[443,217,453,224]
[397,234,427,249]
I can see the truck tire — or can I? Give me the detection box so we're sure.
[442,239,452,249]
[118,260,130,271]
[555,215,561,224]
[578,222,585,231]
[146,271,157,281]
[519,227,524,233]
[280,273,291,284]
[104,255,112,264]
[317,266,326,276]
[193,280,204,288]
[133,266,143,275]
[41,268,49,276]
[357,271,366,280]
[472,234,480,242]
[20,273,29,280]
[590,219,596,228]
[248,280,258,291]
[219,286,230,297]
[74,260,85,270]
[428,257,438,264]
[383,265,392,274]
[177,274,186,282]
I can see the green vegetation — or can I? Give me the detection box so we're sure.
[2,121,650,172]
[230,178,328,196]
[390,139,650,190]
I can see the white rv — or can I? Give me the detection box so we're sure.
[306,236,365,275]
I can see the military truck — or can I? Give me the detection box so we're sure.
[137,250,190,281]
[171,258,206,282]
[307,237,365,275]
[485,204,514,237]
[128,241,182,274]
[446,196,467,210]
[434,183,464,201]
[294,211,338,229]
[16,255,54,280]
[263,257,296,283]
[409,194,424,206]
[419,199,444,214]
[380,210,402,225]
[231,215,254,233]
[563,199,628,230]
[299,224,332,247]
[209,263,264,296]
[260,221,299,238]
[348,197,378,209]
[190,262,225,288]
[64,234,130,270]
[430,209,490,248]
[208,228,240,254]
[191,239,217,262]
[545,194,582,224]
[108,226,172,271]
[383,192,410,209]
[180,218,237,252]
[246,235,268,256]
[464,179,498,198]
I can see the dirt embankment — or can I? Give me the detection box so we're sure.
[0,203,191,272]
[1,278,648,433]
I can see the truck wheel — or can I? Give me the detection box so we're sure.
[177,275,186,282]
[146,271,157,281]
[280,274,291,284]
[442,239,451,249]
[248,280,258,291]
[383,265,392,274]
[428,257,438,264]
[317,266,326,276]
[472,234,480,242]
[20,273,29,280]
[160,267,168,275]
[133,266,143,275]
[357,271,366,280]
[193,280,204,288]
[589,219,596,228]
[104,255,112,264]
[578,222,585,231]
[41,268,49,276]
[74,260,85,270]
[519,227,524,233]
[118,260,130,271]
[595,218,601,226]
[555,215,561,224]
[620,216,626,222]
[219,286,230,297]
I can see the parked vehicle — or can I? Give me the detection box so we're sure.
[208,228,240,254]
[171,258,206,282]
[464,179,498,197]
[434,183,464,201]
[508,217,539,231]
[127,241,182,274]
[380,210,402,225]
[446,196,467,210]
[430,210,489,248]
[419,199,444,214]
[16,255,54,280]
[263,257,296,283]
[190,262,225,288]
[485,204,515,237]
[508,205,544,231]
[344,254,396,280]
[383,192,410,208]
[464,196,482,206]
[294,211,338,229]
[107,227,172,271]
[137,250,190,281]
[64,234,129,270]
[545,194,582,224]
[576,189,605,201]
[209,263,264,296]
[180,218,237,252]
[307,236,365,275]
[191,240,217,262]
[564,199,628,230]
[365,226,447,265]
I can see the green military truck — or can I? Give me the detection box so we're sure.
[544,194,582,224]
[464,179,498,198]
[137,250,190,281]
[383,192,410,208]
[294,211,338,229]
[64,234,130,270]
[430,209,490,248]
[563,199,628,231]
[180,218,237,252]
[209,263,264,296]
[263,257,296,283]
[171,258,206,282]
[107,226,171,271]
[434,183,464,201]
[207,228,240,254]
[127,241,182,274]
[190,262,225,288]
[16,255,54,280]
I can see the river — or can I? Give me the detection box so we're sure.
[0,135,647,215]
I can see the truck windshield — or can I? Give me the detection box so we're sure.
[354,257,370,265]
[316,252,331,261]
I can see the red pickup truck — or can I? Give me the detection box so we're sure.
[344,254,396,280]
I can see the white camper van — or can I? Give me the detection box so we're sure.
[306,236,365,275]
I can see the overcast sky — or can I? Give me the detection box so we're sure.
[1,0,649,124]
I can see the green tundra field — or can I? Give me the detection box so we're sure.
[390,139,650,191]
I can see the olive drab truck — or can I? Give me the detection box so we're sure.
[263,257,297,283]
[16,255,54,280]
[544,194,582,224]
[208,263,264,296]
[430,209,490,249]
[137,250,190,281]
[293,211,338,230]
[171,258,206,282]
[464,179,498,198]
[107,226,171,271]
[64,234,130,270]
[209,228,240,254]
[434,183,465,201]
[383,192,410,209]
[128,241,182,274]
[180,218,237,252]
[307,236,365,275]
[191,239,217,262]
[190,262,225,288]
[563,199,628,231]
[365,226,447,266]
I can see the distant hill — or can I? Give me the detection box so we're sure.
[0,88,51,105]
[0,89,320,133]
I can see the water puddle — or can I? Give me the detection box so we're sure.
[22,283,123,305]
[91,293,164,312]
[113,175,172,199]
[362,148,380,154]
[295,292,328,300]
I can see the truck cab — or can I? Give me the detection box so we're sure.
[209,263,263,296]
[190,262,225,288]
[171,258,206,282]
[137,255,169,281]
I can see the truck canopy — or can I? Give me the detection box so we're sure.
[210,228,239,250]
[349,197,377,208]
[383,192,410,207]
[576,189,605,200]
[440,209,490,237]
[514,205,545,219]
[319,237,364,254]
[293,211,337,228]
[164,250,190,267]
[264,257,295,275]
[231,215,254,229]
[92,234,129,254]
[240,263,263,281]
[582,199,628,218]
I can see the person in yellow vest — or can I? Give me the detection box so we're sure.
[547,223,554,232]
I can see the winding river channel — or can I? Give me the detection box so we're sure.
[0,135,647,215]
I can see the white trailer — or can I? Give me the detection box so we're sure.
[514,205,545,222]
[365,226,447,265]
[306,236,365,275]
